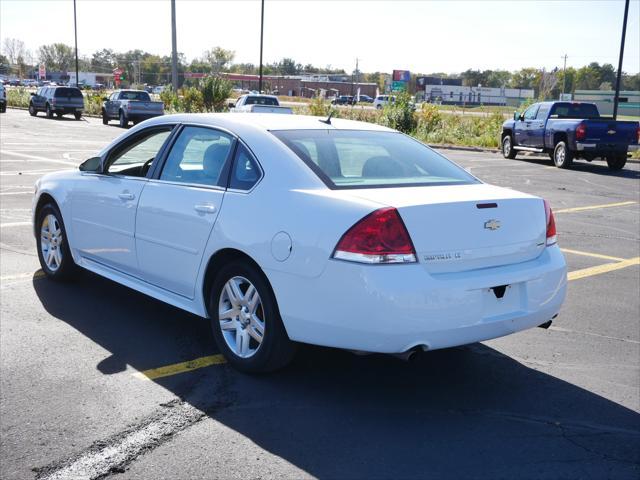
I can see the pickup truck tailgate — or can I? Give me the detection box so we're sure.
[128,101,163,115]
[583,119,638,145]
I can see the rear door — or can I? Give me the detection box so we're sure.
[134,125,235,298]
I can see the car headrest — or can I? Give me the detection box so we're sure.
[362,156,403,178]
[203,143,228,181]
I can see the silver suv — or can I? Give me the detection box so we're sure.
[29,86,84,120]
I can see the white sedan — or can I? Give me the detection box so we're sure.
[33,114,567,372]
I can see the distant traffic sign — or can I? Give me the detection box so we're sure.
[38,64,46,80]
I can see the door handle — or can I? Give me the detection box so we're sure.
[118,192,135,201]
[194,203,216,214]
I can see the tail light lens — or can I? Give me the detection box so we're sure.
[575,122,587,141]
[544,200,557,246]
[636,125,639,143]
[333,207,417,264]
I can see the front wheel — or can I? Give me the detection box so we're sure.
[29,103,37,116]
[74,112,82,120]
[553,141,574,169]
[101,110,108,125]
[501,135,517,159]
[606,153,627,171]
[36,203,78,281]
[45,104,53,119]
[119,110,128,128]
[209,261,296,373]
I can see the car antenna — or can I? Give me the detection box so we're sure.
[319,111,333,125]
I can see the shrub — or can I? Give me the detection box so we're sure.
[380,92,416,133]
[308,96,333,117]
[180,87,204,113]
[201,76,232,112]
[159,86,180,113]
[6,87,30,108]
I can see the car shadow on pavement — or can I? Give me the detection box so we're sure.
[33,270,640,478]
[516,155,640,179]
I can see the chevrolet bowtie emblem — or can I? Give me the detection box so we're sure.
[607,129,616,135]
[484,219,501,230]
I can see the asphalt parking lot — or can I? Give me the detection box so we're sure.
[1,107,639,479]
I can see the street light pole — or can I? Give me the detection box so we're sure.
[561,54,567,96]
[258,0,264,93]
[613,0,629,120]
[171,0,178,91]
[73,0,79,87]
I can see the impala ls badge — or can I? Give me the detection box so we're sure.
[484,219,501,231]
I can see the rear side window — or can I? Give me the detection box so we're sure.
[272,130,478,189]
[54,88,83,98]
[160,126,233,187]
[229,144,261,190]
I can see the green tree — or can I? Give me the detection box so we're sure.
[277,58,301,75]
[91,49,116,72]
[204,47,235,73]
[38,43,75,71]
[201,76,232,112]
[509,68,541,90]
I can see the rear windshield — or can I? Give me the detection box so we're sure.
[120,91,151,101]
[54,88,83,98]
[271,130,478,189]
[550,103,599,119]
[245,96,278,106]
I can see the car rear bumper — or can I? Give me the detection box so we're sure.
[269,245,567,353]
[53,107,83,114]
[576,142,630,153]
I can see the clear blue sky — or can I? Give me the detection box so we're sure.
[1,0,638,74]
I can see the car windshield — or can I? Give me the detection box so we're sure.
[245,96,278,106]
[550,103,600,119]
[120,91,151,101]
[54,88,83,98]
[271,130,478,189]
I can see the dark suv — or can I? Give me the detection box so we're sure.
[331,95,356,105]
[29,86,85,120]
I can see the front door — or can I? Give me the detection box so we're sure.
[514,104,538,146]
[71,126,174,275]
[135,125,235,298]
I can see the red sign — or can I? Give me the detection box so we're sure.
[38,63,46,80]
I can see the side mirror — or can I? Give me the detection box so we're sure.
[79,156,102,173]
[30,92,36,96]
[513,111,518,121]
[228,101,235,108]
[103,97,109,102]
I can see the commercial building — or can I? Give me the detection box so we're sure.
[573,90,640,117]
[221,73,377,98]
[418,83,534,107]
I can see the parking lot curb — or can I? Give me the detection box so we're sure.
[7,106,101,118]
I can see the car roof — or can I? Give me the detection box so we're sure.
[144,113,396,132]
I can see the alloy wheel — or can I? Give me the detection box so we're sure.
[218,276,265,358]
[40,214,63,272]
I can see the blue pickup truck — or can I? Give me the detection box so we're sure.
[501,101,639,170]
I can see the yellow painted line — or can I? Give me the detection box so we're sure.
[568,257,640,282]
[131,354,226,381]
[555,201,637,214]
[561,248,625,263]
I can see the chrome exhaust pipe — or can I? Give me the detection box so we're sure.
[392,346,426,362]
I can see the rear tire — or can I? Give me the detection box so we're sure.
[74,112,82,120]
[553,141,573,169]
[45,104,53,119]
[102,110,108,125]
[29,103,37,116]
[119,110,128,128]
[36,203,78,281]
[56,112,62,118]
[606,153,627,171]
[209,260,296,373]
[501,135,517,159]
[0,103,6,113]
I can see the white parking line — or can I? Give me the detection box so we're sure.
[0,191,33,196]
[0,170,59,176]
[0,222,31,228]
[1,151,77,166]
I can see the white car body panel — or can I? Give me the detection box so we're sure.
[33,113,567,354]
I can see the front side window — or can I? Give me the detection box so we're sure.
[160,126,233,187]
[536,105,550,120]
[523,104,539,120]
[272,130,478,189]
[107,128,173,177]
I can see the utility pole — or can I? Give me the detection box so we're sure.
[561,54,567,96]
[613,0,629,120]
[171,0,178,91]
[258,0,265,93]
[73,0,79,87]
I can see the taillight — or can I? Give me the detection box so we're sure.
[333,207,417,264]
[575,123,586,141]
[544,200,557,246]
[636,125,639,144]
